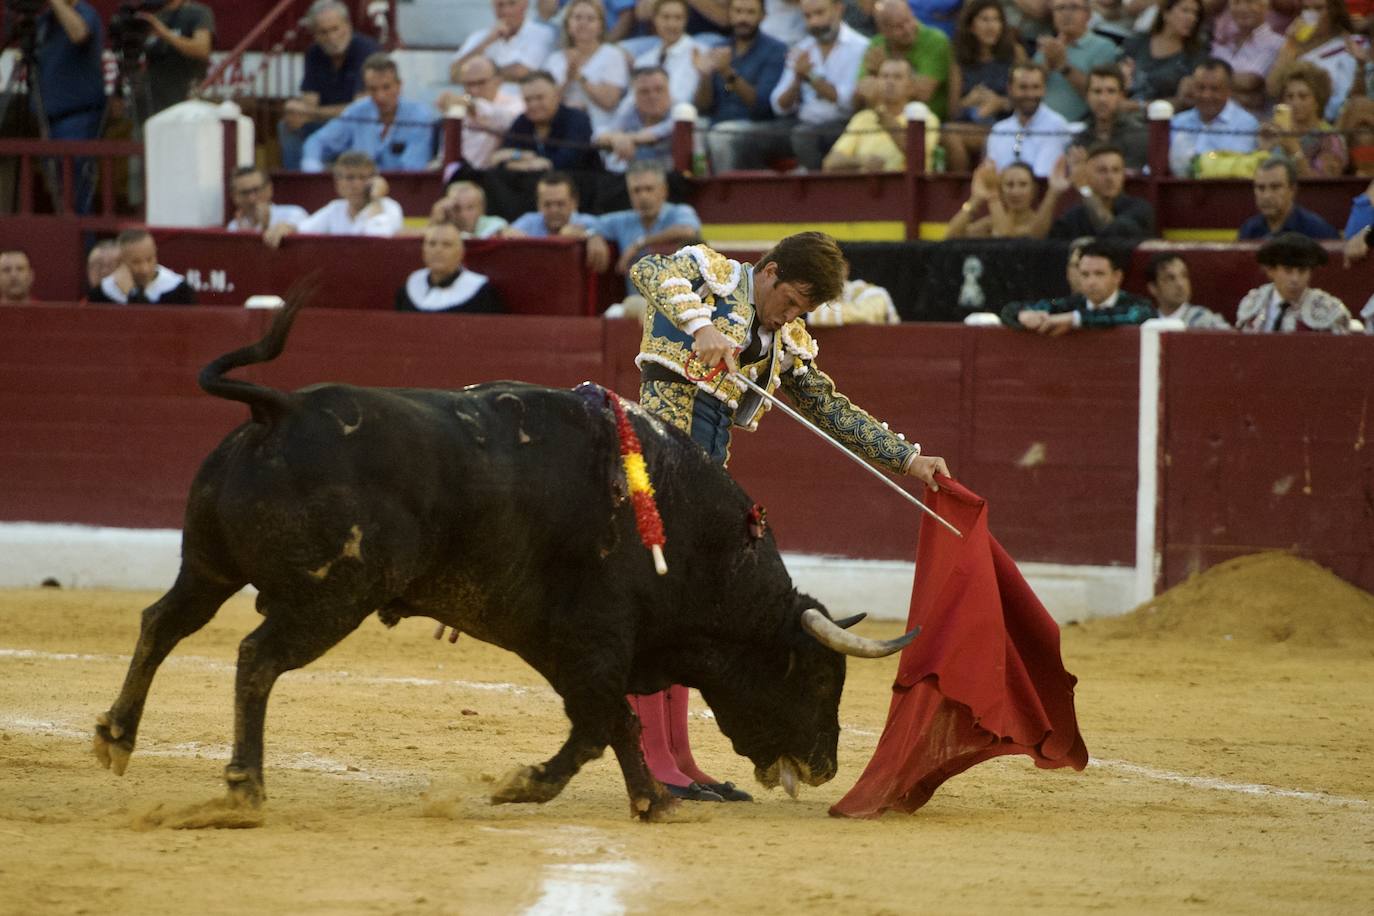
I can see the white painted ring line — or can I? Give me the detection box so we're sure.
[3,645,1369,812]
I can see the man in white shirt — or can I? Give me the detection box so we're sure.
[264,151,403,248]
[450,0,557,98]
[1168,58,1260,176]
[769,0,868,169]
[437,55,526,170]
[985,61,1072,178]
[226,167,309,233]
[631,0,702,107]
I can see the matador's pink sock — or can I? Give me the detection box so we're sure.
[629,691,694,787]
[666,684,717,786]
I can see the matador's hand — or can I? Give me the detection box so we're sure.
[691,325,738,374]
[905,454,950,491]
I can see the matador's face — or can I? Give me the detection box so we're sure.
[754,262,816,332]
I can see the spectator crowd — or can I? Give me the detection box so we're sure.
[4,0,1373,331]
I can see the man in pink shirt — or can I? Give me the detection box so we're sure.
[1211,0,1286,113]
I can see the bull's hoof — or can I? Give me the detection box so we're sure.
[93,711,134,776]
[630,789,680,823]
[489,764,565,805]
[224,767,265,809]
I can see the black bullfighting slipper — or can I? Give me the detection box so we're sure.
[664,782,725,801]
[704,781,753,802]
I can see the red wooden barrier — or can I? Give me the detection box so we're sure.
[1158,333,1374,592]
[148,229,597,315]
[0,308,1141,568]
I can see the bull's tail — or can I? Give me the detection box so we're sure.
[197,286,308,425]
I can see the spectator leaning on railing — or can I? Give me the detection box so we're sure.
[595,66,676,171]
[504,171,613,272]
[1167,57,1260,176]
[999,240,1155,334]
[225,166,308,233]
[266,151,404,247]
[277,0,380,171]
[302,54,438,172]
[595,162,703,290]
[493,70,600,173]
[140,0,214,117]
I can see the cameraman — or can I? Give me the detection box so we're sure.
[35,1,105,140]
[138,0,214,117]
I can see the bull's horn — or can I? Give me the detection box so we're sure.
[800,609,919,659]
[833,613,867,630]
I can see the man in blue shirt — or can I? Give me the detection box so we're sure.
[33,0,105,212]
[691,0,788,172]
[507,171,612,271]
[1167,58,1260,176]
[1237,157,1339,241]
[278,1,380,169]
[302,53,438,172]
[594,66,676,172]
[596,162,702,292]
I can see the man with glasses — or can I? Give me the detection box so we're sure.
[985,62,1072,177]
[437,55,526,172]
[1033,0,1119,122]
[225,167,308,233]
[276,0,379,170]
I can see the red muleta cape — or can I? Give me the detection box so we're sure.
[830,477,1089,818]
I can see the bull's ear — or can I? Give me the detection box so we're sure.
[833,613,867,630]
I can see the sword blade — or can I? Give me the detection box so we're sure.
[732,372,963,539]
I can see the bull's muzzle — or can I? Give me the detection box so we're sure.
[755,755,831,797]
[801,609,919,658]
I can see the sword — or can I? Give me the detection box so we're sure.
[728,370,964,539]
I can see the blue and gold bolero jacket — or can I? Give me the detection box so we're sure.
[631,245,919,473]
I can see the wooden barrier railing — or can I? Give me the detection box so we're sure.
[0,138,144,230]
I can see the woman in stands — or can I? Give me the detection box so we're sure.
[1269,0,1365,121]
[1261,61,1350,176]
[546,0,631,133]
[1121,0,1206,109]
[945,157,1068,239]
[942,0,1024,173]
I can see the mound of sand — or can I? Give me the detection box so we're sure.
[1090,552,1374,648]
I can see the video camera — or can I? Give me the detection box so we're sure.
[4,0,48,49]
[108,0,167,60]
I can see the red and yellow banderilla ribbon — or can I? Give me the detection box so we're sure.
[605,391,668,575]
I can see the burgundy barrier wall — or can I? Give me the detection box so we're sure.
[148,229,596,315]
[1158,333,1374,593]
[0,308,1139,567]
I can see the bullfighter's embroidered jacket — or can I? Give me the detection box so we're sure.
[631,244,919,473]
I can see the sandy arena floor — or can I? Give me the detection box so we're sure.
[1,585,1371,915]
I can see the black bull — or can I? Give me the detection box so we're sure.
[93,299,916,820]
